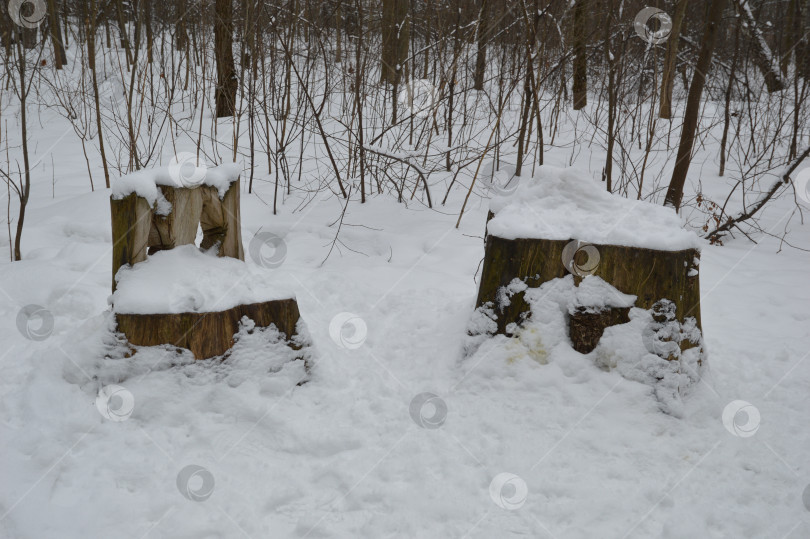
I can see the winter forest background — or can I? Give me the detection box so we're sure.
[1,0,809,537]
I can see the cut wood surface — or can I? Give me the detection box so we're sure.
[111,179,244,292]
[110,192,153,292]
[115,298,302,359]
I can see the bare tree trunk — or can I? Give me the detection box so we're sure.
[665,0,726,211]
[799,0,810,78]
[115,0,132,64]
[381,0,409,85]
[20,27,37,50]
[473,0,488,90]
[731,0,786,92]
[335,0,342,63]
[12,38,30,260]
[214,0,237,117]
[572,0,588,110]
[719,19,741,176]
[604,3,622,192]
[88,0,111,188]
[659,0,689,119]
[47,0,66,68]
[144,0,153,63]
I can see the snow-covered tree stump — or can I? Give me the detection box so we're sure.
[115,298,302,359]
[109,163,304,360]
[474,167,703,358]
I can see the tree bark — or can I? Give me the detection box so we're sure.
[47,0,66,68]
[664,0,726,211]
[659,0,689,119]
[475,235,702,335]
[473,0,488,90]
[796,0,810,79]
[214,0,237,117]
[571,0,588,110]
[114,0,131,64]
[380,0,409,85]
[116,299,303,359]
[731,0,786,92]
[88,0,111,188]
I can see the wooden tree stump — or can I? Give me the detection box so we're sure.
[110,167,303,360]
[476,235,702,335]
[473,167,703,356]
[116,299,302,359]
[111,179,245,292]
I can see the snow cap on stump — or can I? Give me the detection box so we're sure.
[487,165,701,251]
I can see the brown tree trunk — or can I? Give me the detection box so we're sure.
[731,0,786,92]
[47,0,66,68]
[12,38,31,260]
[664,0,726,211]
[473,0,488,90]
[381,0,409,85]
[143,0,153,63]
[659,0,689,119]
[88,0,111,188]
[571,0,588,110]
[176,0,188,50]
[115,299,303,360]
[719,19,741,176]
[474,235,702,334]
[115,0,131,64]
[800,0,810,78]
[20,27,37,49]
[214,0,237,117]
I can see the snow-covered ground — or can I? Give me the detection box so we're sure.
[1,69,809,538]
